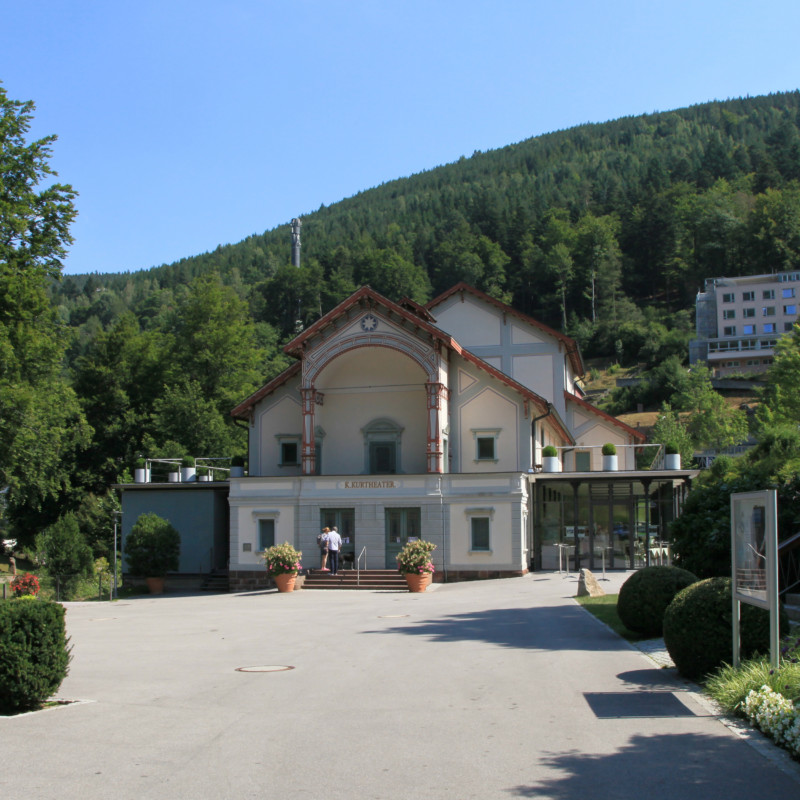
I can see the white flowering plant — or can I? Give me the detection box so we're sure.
[741,685,800,757]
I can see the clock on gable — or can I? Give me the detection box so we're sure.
[360,313,379,332]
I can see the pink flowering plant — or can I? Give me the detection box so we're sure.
[396,539,436,574]
[11,572,40,597]
[263,542,302,576]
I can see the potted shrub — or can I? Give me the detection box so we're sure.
[124,513,181,594]
[602,442,618,471]
[197,466,211,482]
[230,455,245,478]
[396,539,437,592]
[664,443,681,470]
[263,542,303,592]
[167,462,181,483]
[542,445,560,473]
[180,456,196,482]
[134,457,149,484]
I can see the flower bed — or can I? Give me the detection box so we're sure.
[741,685,800,758]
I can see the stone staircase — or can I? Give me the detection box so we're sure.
[302,569,408,591]
[200,570,230,592]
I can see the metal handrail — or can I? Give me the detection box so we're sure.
[356,546,367,587]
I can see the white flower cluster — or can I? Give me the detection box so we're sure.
[742,685,800,756]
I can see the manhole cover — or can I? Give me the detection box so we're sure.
[236,665,295,673]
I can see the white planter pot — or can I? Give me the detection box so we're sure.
[602,454,618,472]
[665,453,681,470]
[168,471,181,483]
[134,468,149,484]
[229,466,245,478]
[181,467,196,482]
[198,474,212,482]
[542,456,561,473]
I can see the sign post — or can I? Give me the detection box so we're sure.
[730,490,779,668]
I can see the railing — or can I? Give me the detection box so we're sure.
[778,531,800,598]
[356,546,367,587]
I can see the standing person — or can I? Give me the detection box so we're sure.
[317,527,330,571]
[327,526,343,575]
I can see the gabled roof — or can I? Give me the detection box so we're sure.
[231,361,301,420]
[565,391,646,443]
[232,285,572,437]
[283,286,454,359]
[427,282,585,377]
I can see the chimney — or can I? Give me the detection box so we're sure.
[291,218,302,268]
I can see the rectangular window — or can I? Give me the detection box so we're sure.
[743,307,755,318]
[723,325,736,336]
[470,517,490,551]
[743,324,756,335]
[722,292,734,303]
[784,304,797,315]
[258,519,275,551]
[763,306,776,316]
[723,309,735,320]
[764,323,776,333]
[476,437,495,460]
[783,287,796,298]
[785,322,795,332]
[742,291,755,301]
[280,441,299,465]
[763,290,775,300]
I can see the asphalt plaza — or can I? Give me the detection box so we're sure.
[3,571,800,800]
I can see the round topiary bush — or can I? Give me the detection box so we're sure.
[0,599,71,714]
[617,565,698,637]
[663,576,789,681]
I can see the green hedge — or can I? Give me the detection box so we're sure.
[663,577,788,681]
[0,599,71,714]
[616,565,698,638]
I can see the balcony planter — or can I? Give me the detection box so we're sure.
[197,468,212,482]
[664,444,681,470]
[180,457,196,482]
[542,445,560,473]
[230,456,245,478]
[167,470,181,483]
[134,459,150,484]
[602,443,618,472]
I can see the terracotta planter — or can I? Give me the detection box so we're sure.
[273,573,297,593]
[404,573,432,593]
[146,577,165,594]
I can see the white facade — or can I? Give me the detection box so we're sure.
[691,271,800,376]
[226,283,662,587]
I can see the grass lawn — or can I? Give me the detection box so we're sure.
[574,593,650,642]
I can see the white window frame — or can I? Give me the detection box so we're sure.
[251,509,281,552]
[472,429,501,463]
[275,434,301,467]
[465,507,494,553]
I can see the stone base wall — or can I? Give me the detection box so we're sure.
[436,568,528,583]
[229,570,272,592]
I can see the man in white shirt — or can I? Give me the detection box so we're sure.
[327,526,343,575]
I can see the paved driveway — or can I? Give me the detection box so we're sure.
[2,572,799,800]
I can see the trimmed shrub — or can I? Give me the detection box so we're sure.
[602,443,617,456]
[34,514,94,600]
[0,600,71,714]
[124,513,180,577]
[663,577,789,681]
[542,445,558,458]
[617,566,698,637]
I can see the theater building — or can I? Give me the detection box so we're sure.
[221,282,693,589]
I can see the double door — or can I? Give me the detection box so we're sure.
[385,508,421,569]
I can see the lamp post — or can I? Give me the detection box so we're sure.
[112,510,122,600]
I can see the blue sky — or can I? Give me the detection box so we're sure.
[4,0,800,276]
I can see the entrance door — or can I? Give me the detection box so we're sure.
[385,508,421,568]
[320,509,355,566]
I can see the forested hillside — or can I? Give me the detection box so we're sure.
[8,88,800,548]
